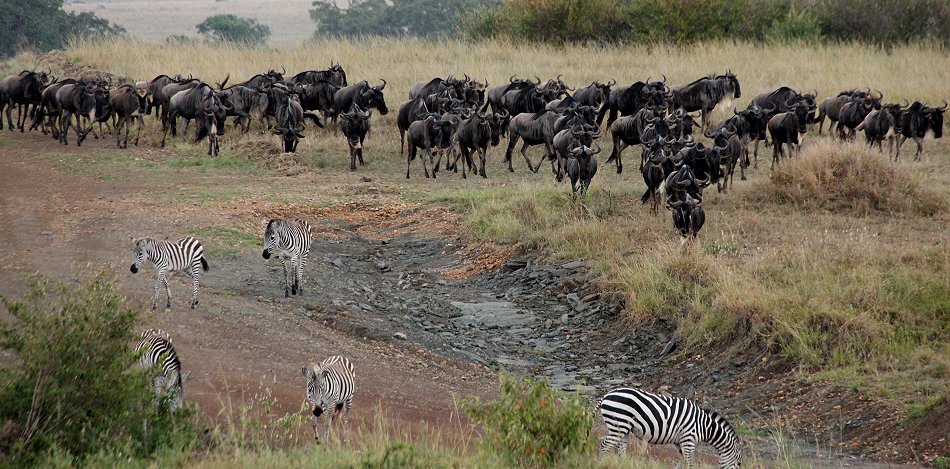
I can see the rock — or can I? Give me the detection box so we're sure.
[374,260,390,272]
[40,231,53,236]
[560,259,587,270]
[393,332,407,340]
[660,339,677,356]
[733,359,745,367]
[331,258,344,268]
[361,176,373,182]
[566,293,580,303]
[502,259,528,272]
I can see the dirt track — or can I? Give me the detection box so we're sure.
[0,133,931,467]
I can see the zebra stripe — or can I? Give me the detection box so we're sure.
[262,218,313,297]
[301,355,355,442]
[130,236,209,309]
[135,328,186,409]
[599,387,741,469]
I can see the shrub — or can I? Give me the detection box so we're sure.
[760,142,946,216]
[468,374,593,466]
[0,273,201,467]
[197,14,271,44]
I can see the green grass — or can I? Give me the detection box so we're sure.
[186,226,260,257]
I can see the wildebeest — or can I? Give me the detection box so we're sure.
[573,80,614,110]
[451,111,506,179]
[640,139,673,214]
[504,110,569,173]
[405,115,453,179]
[598,77,669,128]
[0,69,50,132]
[339,105,371,171]
[856,101,904,156]
[670,71,740,129]
[483,76,540,134]
[397,96,434,155]
[895,101,946,161]
[606,108,657,174]
[218,82,270,133]
[286,63,347,87]
[749,87,817,116]
[705,125,743,192]
[158,78,201,129]
[716,106,767,171]
[161,83,232,157]
[767,102,811,169]
[332,80,389,128]
[29,78,76,136]
[295,80,340,128]
[56,79,109,146]
[145,74,183,118]
[109,82,150,148]
[669,192,705,245]
[242,68,285,89]
[816,89,876,137]
[564,143,600,196]
[273,93,322,153]
[552,124,598,182]
[837,94,879,141]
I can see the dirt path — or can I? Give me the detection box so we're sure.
[0,133,924,467]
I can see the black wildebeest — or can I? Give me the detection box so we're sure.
[161,83,232,157]
[895,101,946,161]
[397,96,434,155]
[565,143,600,196]
[640,138,673,214]
[332,80,388,130]
[705,125,743,192]
[218,82,270,133]
[0,69,50,132]
[816,89,877,137]
[451,111,506,179]
[273,93,322,153]
[598,77,669,128]
[340,105,372,171]
[855,101,904,156]
[295,80,340,129]
[109,82,150,148]
[767,102,811,169]
[286,63,347,87]
[552,124,598,182]
[406,115,453,179]
[572,80,614,110]
[837,94,880,141]
[670,71,740,130]
[56,79,109,146]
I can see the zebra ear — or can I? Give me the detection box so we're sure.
[301,366,312,379]
[261,218,270,229]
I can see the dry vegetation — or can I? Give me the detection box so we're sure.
[3,38,949,462]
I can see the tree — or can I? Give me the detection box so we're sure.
[0,0,124,58]
[310,0,500,38]
[196,14,271,44]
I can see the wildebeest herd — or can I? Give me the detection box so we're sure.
[0,66,946,245]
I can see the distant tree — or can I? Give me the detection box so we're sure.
[196,14,271,44]
[310,0,501,38]
[0,0,124,58]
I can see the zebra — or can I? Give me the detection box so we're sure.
[300,355,355,443]
[135,328,190,409]
[130,236,209,310]
[598,387,741,469]
[261,218,313,297]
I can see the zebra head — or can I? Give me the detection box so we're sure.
[130,238,150,273]
[262,219,282,259]
[708,410,742,468]
[301,364,326,416]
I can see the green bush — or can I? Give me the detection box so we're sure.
[934,455,950,469]
[197,14,271,44]
[0,0,124,58]
[468,374,593,466]
[0,273,201,467]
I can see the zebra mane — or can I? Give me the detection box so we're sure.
[704,408,737,436]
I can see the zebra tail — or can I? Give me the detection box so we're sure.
[200,257,209,271]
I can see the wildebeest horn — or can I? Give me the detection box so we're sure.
[939,100,948,111]
[696,175,710,187]
[572,126,584,136]
[464,74,470,82]
[497,109,508,119]
[378,78,387,90]
[660,74,667,84]
[591,143,601,155]
[281,66,286,75]
[874,89,883,100]
[534,76,542,85]
[607,79,616,87]
[477,111,488,120]
[217,74,229,90]
[509,75,517,84]
[703,128,717,139]
[900,99,909,107]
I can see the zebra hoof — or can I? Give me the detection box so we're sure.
[284,290,290,298]
[291,286,297,295]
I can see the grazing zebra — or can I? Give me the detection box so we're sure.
[599,387,741,469]
[262,218,313,297]
[130,236,209,309]
[301,355,355,443]
[135,328,190,409]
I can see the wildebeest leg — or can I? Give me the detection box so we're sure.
[520,141,537,173]
[134,116,144,146]
[752,139,760,168]
[405,145,414,178]
[817,113,825,135]
[357,139,365,165]
[161,112,177,148]
[772,142,780,170]
[913,137,924,161]
[422,147,432,178]
[17,104,26,132]
[399,129,405,156]
[478,147,488,178]
[604,108,618,129]
[894,135,905,161]
[504,134,519,172]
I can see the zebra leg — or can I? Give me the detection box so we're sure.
[679,439,697,469]
[342,398,353,443]
[322,407,335,443]
[296,254,307,296]
[191,263,200,308]
[162,271,172,309]
[290,256,299,296]
[280,258,290,297]
[152,270,164,310]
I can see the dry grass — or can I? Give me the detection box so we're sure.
[763,142,946,216]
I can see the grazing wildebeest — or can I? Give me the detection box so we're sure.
[565,143,600,196]
[56,79,108,146]
[405,115,453,179]
[397,96,434,156]
[670,71,740,130]
[0,69,50,132]
[333,79,388,118]
[161,83,232,157]
[273,94,322,153]
[597,77,669,128]
[340,105,372,171]
[109,82,150,148]
[573,80,614,110]
[451,111,506,179]
[856,101,904,156]
[287,63,347,87]
[895,101,946,161]
[767,102,811,169]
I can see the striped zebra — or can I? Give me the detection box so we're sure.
[300,355,355,442]
[599,387,741,469]
[262,218,313,297]
[135,328,190,409]
[130,236,209,310]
